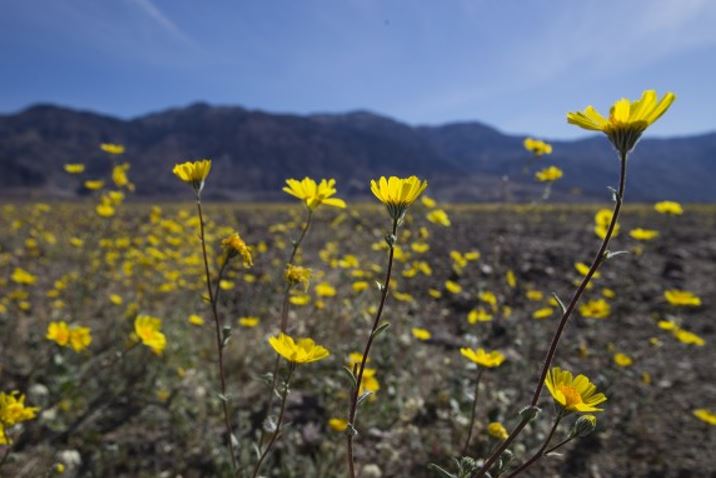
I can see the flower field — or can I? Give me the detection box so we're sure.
[1,91,715,477]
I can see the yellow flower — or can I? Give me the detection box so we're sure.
[0,391,39,428]
[545,367,606,413]
[239,316,260,327]
[109,294,123,305]
[654,200,683,216]
[47,321,71,346]
[445,280,462,294]
[479,291,497,309]
[535,166,563,182]
[526,289,543,301]
[506,270,517,288]
[629,228,659,241]
[487,421,509,440]
[532,307,554,320]
[426,209,451,226]
[172,159,212,192]
[112,163,131,188]
[11,267,37,285]
[613,352,633,367]
[188,314,205,326]
[268,333,330,364]
[84,179,105,190]
[95,202,115,218]
[575,262,600,278]
[594,208,619,239]
[370,176,428,221]
[100,143,125,155]
[460,347,505,368]
[328,417,349,432]
[579,299,610,319]
[283,177,346,210]
[285,264,311,288]
[664,289,701,307]
[567,90,676,154]
[222,232,253,267]
[411,327,431,341]
[315,282,337,297]
[523,137,553,156]
[467,309,492,324]
[421,195,436,208]
[352,281,369,292]
[219,280,235,290]
[134,315,167,355]
[289,293,311,305]
[674,329,705,346]
[693,409,716,426]
[69,326,92,352]
[64,163,85,174]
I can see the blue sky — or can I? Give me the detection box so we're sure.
[2,0,715,138]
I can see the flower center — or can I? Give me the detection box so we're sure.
[559,385,583,407]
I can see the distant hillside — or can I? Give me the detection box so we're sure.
[1,103,714,201]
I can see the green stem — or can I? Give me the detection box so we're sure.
[251,364,295,478]
[346,218,399,478]
[462,367,485,455]
[504,411,564,478]
[196,195,238,472]
[473,151,628,478]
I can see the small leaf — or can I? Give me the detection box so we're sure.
[217,393,229,403]
[605,250,629,260]
[375,280,385,292]
[357,391,373,406]
[607,186,618,202]
[426,463,457,478]
[552,292,567,315]
[371,322,391,339]
[341,366,358,390]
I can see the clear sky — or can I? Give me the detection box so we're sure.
[2,0,715,138]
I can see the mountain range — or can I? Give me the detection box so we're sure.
[1,103,714,202]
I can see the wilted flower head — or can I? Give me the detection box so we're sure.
[285,264,311,288]
[172,159,212,193]
[370,176,428,222]
[268,333,330,364]
[222,232,253,267]
[523,137,553,156]
[283,177,346,210]
[545,367,606,413]
[567,90,675,155]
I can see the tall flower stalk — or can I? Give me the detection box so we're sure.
[251,333,330,478]
[258,178,345,453]
[473,90,675,477]
[173,159,246,471]
[346,176,427,478]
